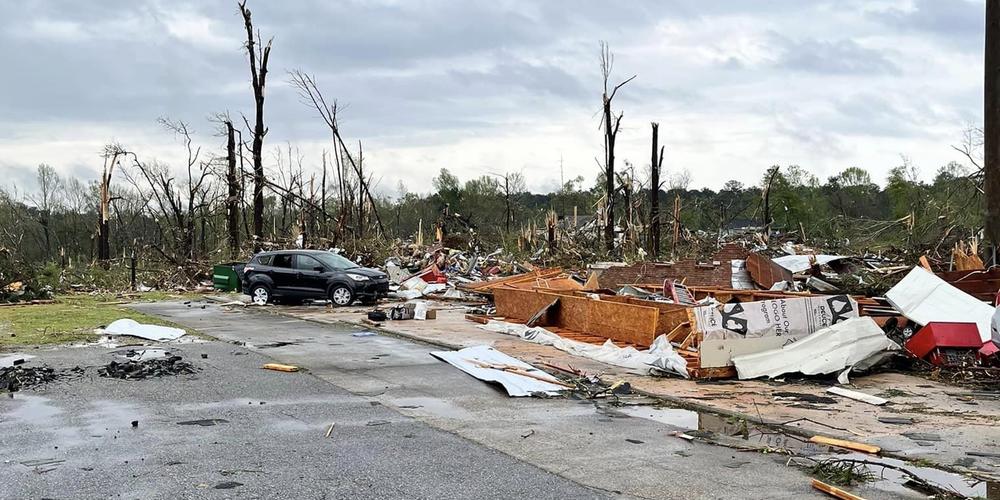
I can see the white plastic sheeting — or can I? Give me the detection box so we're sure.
[103,318,186,341]
[731,317,899,380]
[430,345,566,397]
[481,321,689,378]
[886,266,995,343]
[772,254,847,273]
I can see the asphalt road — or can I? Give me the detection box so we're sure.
[0,301,917,499]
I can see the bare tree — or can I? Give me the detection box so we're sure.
[238,0,272,251]
[288,70,385,240]
[118,119,218,261]
[599,41,635,252]
[224,119,240,258]
[648,123,664,259]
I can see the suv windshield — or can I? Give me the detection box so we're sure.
[311,252,359,270]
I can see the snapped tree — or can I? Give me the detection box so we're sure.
[238,0,272,252]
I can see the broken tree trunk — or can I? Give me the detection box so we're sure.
[225,120,240,259]
[987,0,1000,258]
[761,166,780,243]
[97,148,120,267]
[239,0,271,251]
[649,122,663,259]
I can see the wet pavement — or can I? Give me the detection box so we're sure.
[119,300,949,499]
[0,339,601,499]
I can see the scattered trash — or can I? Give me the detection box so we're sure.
[213,481,243,489]
[352,331,377,338]
[325,423,335,438]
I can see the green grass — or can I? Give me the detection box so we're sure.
[0,292,199,346]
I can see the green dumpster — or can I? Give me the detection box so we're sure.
[212,262,243,292]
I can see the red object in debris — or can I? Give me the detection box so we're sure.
[416,264,448,284]
[980,341,999,359]
[905,322,983,366]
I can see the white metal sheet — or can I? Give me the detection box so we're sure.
[430,345,566,397]
[885,266,994,343]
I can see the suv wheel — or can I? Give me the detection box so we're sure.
[250,284,271,305]
[330,285,353,306]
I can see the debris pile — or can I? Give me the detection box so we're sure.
[447,240,1000,382]
[0,365,61,391]
[98,355,197,380]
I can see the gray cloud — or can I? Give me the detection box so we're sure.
[0,0,987,193]
[873,0,983,47]
[768,33,900,76]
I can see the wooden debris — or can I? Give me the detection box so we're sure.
[809,436,881,454]
[811,478,866,500]
[526,298,559,327]
[952,240,985,271]
[262,363,299,372]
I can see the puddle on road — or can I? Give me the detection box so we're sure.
[387,397,473,420]
[810,452,1000,499]
[619,406,699,429]
[624,404,999,497]
[3,394,62,423]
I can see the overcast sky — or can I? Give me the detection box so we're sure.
[0,0,986,196]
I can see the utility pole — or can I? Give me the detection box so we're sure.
[986,0,1000,260]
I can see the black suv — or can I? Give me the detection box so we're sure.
[242,250,389,306]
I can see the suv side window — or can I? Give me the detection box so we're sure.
[294,255,324,271]
[272,254,293,268]
[255,255,273,265]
